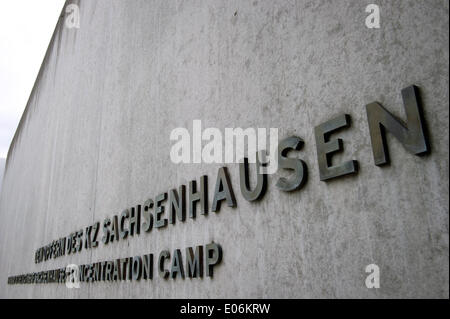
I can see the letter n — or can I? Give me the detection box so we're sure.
[365,85,429,166]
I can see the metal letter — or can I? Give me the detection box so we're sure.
[129,206,141,236]
[110,215,119,242]
[92,222,99,247]
[169,185,186,224]
[366,85,430,166]
[314,114,358,181]
[170,249,185,279]
[119,209,129,239]
[212,167,236,212]
[186,246,203,278]
[142,254,153,280]
[276,136,307,191]
[112,259,120,281]
[189,175,208,218]
[142,199,154,232]
[84,226,92,249]
[132,256,142,281]
[158,250,170,279]
[239,154,267,201]
[205,242,223,277]
[155,193,168,228]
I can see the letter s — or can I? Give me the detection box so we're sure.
[276,136,307,192]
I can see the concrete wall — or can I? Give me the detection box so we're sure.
[0,158,5,194]
[0,0,448,298]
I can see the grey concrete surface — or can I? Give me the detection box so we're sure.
[0,158,5,194]
[0,0,448,298]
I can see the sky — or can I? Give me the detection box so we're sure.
[0,0,65,159]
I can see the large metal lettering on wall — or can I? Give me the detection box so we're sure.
[7,85,432,286]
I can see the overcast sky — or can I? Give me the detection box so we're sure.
[0,0,65,159]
